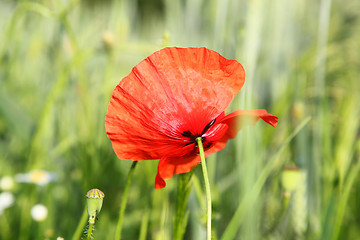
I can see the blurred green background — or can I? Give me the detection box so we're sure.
[0,0,359,239]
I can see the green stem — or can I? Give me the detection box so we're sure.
[196,137,212,240]
[87,223,94,240]
[72,206,88,240]
[115,161,138,240]
[174,171,193,240]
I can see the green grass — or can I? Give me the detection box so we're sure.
[0,0,359,239]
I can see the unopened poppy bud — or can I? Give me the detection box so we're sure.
[291,101,305,121]
[86,188,105,224]
[102,31,115,50]
[281,167,302,194]
[162,31,170,47]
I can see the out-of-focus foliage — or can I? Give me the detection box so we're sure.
[0,0,359,239]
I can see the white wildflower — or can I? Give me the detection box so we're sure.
[0,176,15,190]
[30,204,48,222]
[15,170,56,186]
[0,192,15,215]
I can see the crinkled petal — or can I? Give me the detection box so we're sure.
[207,109,278,143]
[222,109,278,138]
[105,47,245,161]
[198,109,277,159]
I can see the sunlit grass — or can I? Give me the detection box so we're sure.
[0,0,359,239]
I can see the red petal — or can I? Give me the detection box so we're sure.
[155,172,166,189]
[105,47,245,161]
[154,155,201,189]
[198,109,277,159]
[219,109,278,140]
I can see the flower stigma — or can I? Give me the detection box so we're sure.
[181,118,216,150]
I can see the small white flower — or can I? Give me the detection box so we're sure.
[0,192,15,215]
[30,204,48,222]
[56,237,64,240]
[0,176,15,191]
[15,170,57,186]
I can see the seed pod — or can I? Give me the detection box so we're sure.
[86,189,105,224]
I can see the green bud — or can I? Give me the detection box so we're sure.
[86,188,105,224]
[162,31,170,47]
[281,167,303,193]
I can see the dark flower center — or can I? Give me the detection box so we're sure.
[181,118,216,150]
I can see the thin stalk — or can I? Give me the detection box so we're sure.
[196,137,212,240]
[72,206,88,240]
[115,161,138,240]
[174,171,193,240]
[331,144,360,240]
[139,209,150,240]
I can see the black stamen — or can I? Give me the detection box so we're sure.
[201,118,216,135]
[203,141,214,149]
[181,130,193,138]
[183,142,194,147]
[181,118,216,150]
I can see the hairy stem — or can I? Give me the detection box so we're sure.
[87,223,94,240]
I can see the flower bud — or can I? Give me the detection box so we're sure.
[281,166,302,194]
[102,31,115,51]
[162,31,170,47]
[291,101,305,122]
[86,189,105,224]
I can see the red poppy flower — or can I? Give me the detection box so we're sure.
[105,47,278,189]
